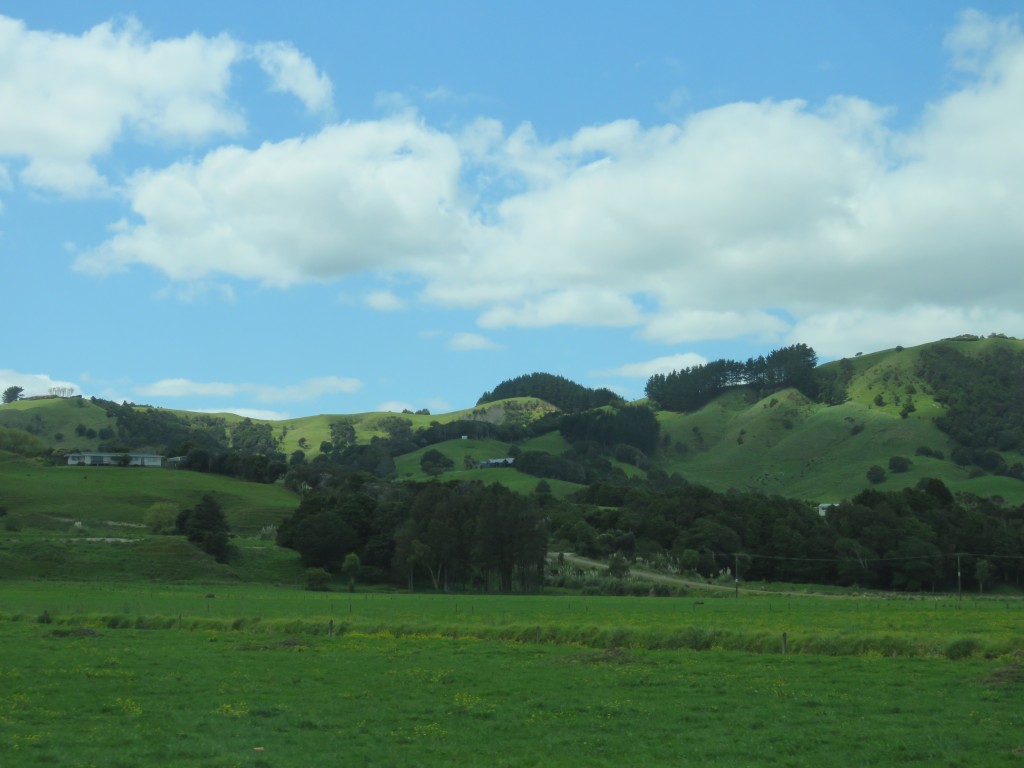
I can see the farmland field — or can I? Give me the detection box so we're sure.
[2,585,1024,766]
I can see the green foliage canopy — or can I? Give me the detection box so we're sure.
[646,344,818,412]
[478,372,621,412]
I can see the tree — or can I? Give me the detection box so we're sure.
[2,386,24,404]
[420,448,454,476]
[329,420,357,448]
[291,512,357,570]
[866,465,886,484]
[342,552,361,592]
[176,493,231,562]
[888,456,912,473]
[678,548,700,574]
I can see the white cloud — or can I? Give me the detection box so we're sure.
[449,332,501,350]
[786,306,1024,359]
[0,15,332,196]
[254,41,334,116]
[77,117,467,285]
[365,290,406,311]
[640,310,790,345]
[476,291,643,329]
[264,377,362,402]
[0,369,80,399]
[595,354,709,379]
[75,10,1024,355]
[196,407,290,421]
[137,375,362,403]
[943,9,1022,74]
[156,281,237,303]
[0,15,244,195]
[138,378,240,398]
[424,397,452,413]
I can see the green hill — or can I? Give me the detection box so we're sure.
[651,336,1024,502]
[0,452,303,583]
[2,336,1023,507]
[390,336,1024,503]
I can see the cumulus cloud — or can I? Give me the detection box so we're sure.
[197,407,291,421]
[254,41,334,115]
[77,117,467,285]
[137,375,362,403]
[0,15,243,195]
[0,369,80,399]
[365,290,406,311]
[595,354,709,380]
[475,290,643,329]
[640,309,791,345]
[0,14,333,196]
[138,378,239,398]
[449,332,501,350]
[786,306,1024,359]
[75,10,1024,356]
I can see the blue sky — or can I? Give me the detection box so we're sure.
[2,1,1023,419]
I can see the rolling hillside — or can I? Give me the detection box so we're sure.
[2,336,1023,505]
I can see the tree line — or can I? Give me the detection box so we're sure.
[917,341,1024,477]
[645,343,819,412]
[546,476,1023,592]
[276,477,547,592]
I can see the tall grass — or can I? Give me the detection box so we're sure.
[2,584,1021,659]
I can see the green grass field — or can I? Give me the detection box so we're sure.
[0,455,297,535]
[1,586,1023,767]
[3,584,1021,658]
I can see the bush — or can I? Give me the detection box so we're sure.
[888,456,912,473]
[305,568,333,592]
[145,502,180,534]
[945,638,981,660]
[866,465,886,484]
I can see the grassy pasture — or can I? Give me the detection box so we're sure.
[0,456,297,535]
[3,584,1023,659]
[0,538,307,584]
[1,588,1023,767]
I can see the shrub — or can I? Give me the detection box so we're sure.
[145,502,180,534]
[305,568,333,592]
[945,638,981,660]
[888,456,912,473]
[866,465,886,484]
